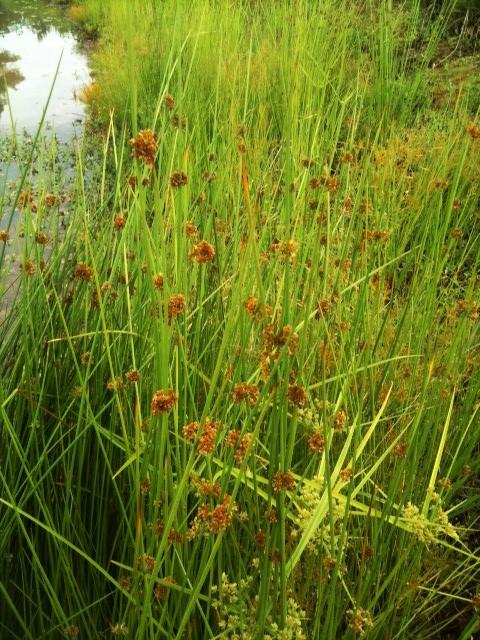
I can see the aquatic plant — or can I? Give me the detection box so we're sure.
[0,0,479,638]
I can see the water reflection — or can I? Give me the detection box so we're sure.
[0,0,90,139]
[0,50,24,118]
[0,0,91,307]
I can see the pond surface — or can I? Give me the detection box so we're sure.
[0,0,90,140]
[0,1,92,313]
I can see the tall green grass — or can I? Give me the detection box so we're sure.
[1,0,479,638]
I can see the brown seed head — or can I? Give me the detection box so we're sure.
[140,479,151,496]
[334,409,348,430]
[153,273,164,290]
[168,294,186,320]
[151,388,177,415]
[308,431,325,452]
[234,433,253,464]
[163,94,175,111]
[185,221,198,239]
[272,471,295,493]
[326,176,340,192]
[182,421,199,442]
[114,214,126,230]
[189,240,215,264]
[107,377,125,392]
[198,495,234,533]
[125,369,140,383]
[232,383,259,406]
[225,429,241,448]
[74,263,93,282]
[129,129,158,168]
[198,418,219,455]
[467,122,480,140]
[35,232,48,245]
[18,191,34,209]
[170,171,188,188]
[280,240,298,260]
[340,467,353,482]
[287,384,306,407]
[23,260,36,277]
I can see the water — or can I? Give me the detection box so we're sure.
[0,0,90,140]
[0,0,91,313]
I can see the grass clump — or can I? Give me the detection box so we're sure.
[0,0,479,638]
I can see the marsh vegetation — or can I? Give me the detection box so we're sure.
[0,1,479,638]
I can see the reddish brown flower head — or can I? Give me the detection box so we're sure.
[0,230,9,243]
[74,262,93,282]
[316,299,332,318]
[268,509,278,524]
[182,421,199,442]
[125,369,141,383]
[340,467,353,482]
[272,471,296,493]
[18,191,34,209]
[114,214,127,230]
[326,176,340,192]
[140,554,155,573]
[194,478,221,498]
[23,260,36,277]
[168,528,184,544]
[334,409,348,430]
[35,232,48,245]
[198,418,219,455]
[309,177,324,189]
[129,129,158,168]
[154,583,167,601]
[302,158,315,168]
[63,625,80,638]
[198,495,234,533]
[154,576,176,601]
[232,383,259,406]
[151,388,177,415]
[185,221,198,239]
[107,377,125,392]
[467,122,480,140]
[255,530,266,548]
[234,433,253,464]
[308,431,325,453]
[244,296,259,318]
[168,294,186,320]
[225,429,241,448]
[139,479,151,496]
[225,429,253,463]
[153,273,164,290]
[189,240,215,264]
[287,384,306,407]
[393,442,408,459]
[163,94,175,111]
[280,240,298,260]
[44,193,61,208]
[170,171,188,188]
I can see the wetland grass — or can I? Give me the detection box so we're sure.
[0,0,479,637]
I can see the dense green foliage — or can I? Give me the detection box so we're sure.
[0,0,479,638]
